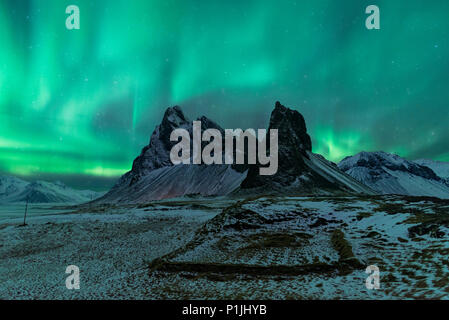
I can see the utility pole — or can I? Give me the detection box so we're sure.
[22,197,29,226]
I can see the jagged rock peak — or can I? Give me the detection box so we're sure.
[161,106,188,127]
[158,106,190,143]
[270,101,312,152]
[124,105,227,186]
[241,101,317,189]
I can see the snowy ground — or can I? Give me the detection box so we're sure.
[0,195,448,299]
[0,199,225,299]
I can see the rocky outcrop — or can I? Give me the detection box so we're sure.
[240,102,375,195]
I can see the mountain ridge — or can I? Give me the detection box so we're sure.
[98,102,376,203]
[0,175,102,204]
[338,151,449,198]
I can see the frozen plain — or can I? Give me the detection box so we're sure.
[0,195,448,300]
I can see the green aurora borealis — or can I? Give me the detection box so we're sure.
[1,0,449,189]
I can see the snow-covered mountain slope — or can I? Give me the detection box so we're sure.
[0,175,102,204]
[338,151,449,199]
[414,159,449,180]
[304,152,376,195]
[0,176,29,200]
[101,165,247,203]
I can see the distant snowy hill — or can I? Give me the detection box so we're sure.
[0,175,102,204]
[338,151,449,199]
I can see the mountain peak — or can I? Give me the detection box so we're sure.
[116,105,230,188]
[269,101,312,152]
[241,101,313,189]
[274,100,283,109]
[240,102,372,195]
[162,106,188,126]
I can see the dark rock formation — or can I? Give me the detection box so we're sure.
[98,106,248,202]
[241,101,342,193]
[99,101,375,203]
[122,106,226,187]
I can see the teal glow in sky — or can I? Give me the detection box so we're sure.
[1,0,449,189]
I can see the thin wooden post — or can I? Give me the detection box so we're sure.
[22,198,28,226]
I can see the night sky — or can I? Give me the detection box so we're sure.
[1,0,448,190]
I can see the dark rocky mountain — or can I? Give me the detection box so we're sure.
[98,102,375,203]
[338,151,449,198]
[240,102,375,195]
[98,106,247,203]
[123,106,226,187]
